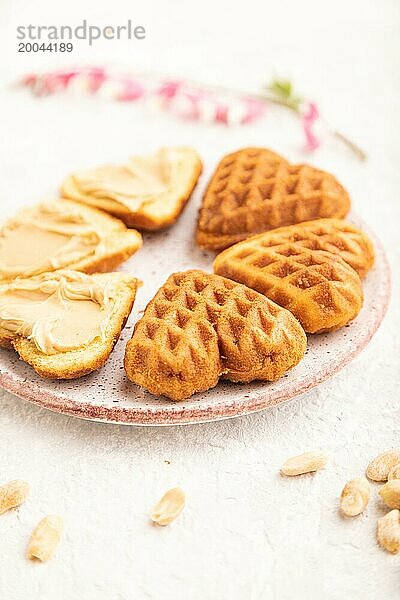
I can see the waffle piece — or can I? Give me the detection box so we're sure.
[214,233,364,334]
[0,199,142,281]
[124,270,307,400]
[61,147,202,230]
[0,271,140,379]
[196,147,351,250]
[220,218,374,278]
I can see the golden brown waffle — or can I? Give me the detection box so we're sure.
[214,230,364,334]
[219,218,374,278]
[196,148,351,250]
[124,270,307,400]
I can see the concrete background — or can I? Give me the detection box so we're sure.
[0,0,399,598]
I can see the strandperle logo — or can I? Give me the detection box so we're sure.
[16,20,146,46]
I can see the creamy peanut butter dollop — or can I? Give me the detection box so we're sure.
[66,147,192,209]
[0,271,114,354]
[71,149,171,208]
[61,147,203,230]
[0,201,107,279]
[69,148,175,209]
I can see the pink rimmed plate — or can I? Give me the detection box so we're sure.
[0,211,391,425]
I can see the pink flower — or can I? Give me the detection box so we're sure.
[157,80,182,100]
[214,103,229,124]
[302,101,320,151]
[117,77,146,101]
[85,67,107,93]
[241,97,266,124]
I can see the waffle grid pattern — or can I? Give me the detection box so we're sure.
[214,234,364,334]
[133,271,281,364]
[125,271,307,400]
[234,219,374,278]
[197,148,351,249]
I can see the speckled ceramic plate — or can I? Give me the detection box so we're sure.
[0,207,391,425]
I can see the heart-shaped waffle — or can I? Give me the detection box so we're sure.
[196,147,351,250]
[124,270,307,400]
[214,226,364,334]
[220,218,374,278]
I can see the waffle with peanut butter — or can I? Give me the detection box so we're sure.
[61,147,202,230]
[0,270,140,379]
[0,200,142,281]
[196,147,351,250]
[213,224,364,334]
[124,270,307,400]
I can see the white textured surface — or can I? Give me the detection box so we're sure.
[0,0,399,598]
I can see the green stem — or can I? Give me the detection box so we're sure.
[179,80,368,161]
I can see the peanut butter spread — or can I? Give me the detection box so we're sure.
[0,271,114,354]
[0,202,106,279]
[69,148,187,210]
